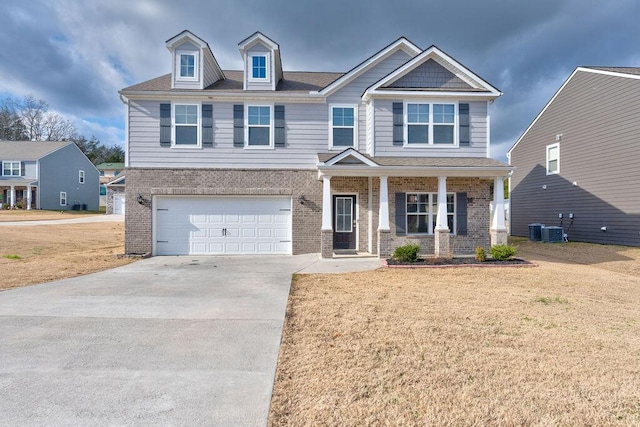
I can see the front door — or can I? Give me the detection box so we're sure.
[333,195,356,250]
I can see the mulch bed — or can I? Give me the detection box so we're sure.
[384,257,536,268]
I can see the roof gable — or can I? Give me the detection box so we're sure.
[238,31,280,52]
[318,37,422,96]
[365,45,501,98]
[318,148,379,167]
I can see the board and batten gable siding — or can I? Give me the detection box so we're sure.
[244,43,273,91]
[38,144,99,211]
[172,41,201,90]
[374,100,488,157]
[127,100,329,169]
[327,49,414,152]
[510,70,640,246]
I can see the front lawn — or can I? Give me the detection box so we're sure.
[269,241,640,425]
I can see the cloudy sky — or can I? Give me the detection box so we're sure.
[1,0,639,160]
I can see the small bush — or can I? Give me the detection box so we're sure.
[475,246,486,262]
[5,254,21,260]
[489,244,517,261]
[393,244,421,263]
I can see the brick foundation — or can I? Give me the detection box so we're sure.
[321,230,333,258]
[491,229,508,246]
[434,229,452,257]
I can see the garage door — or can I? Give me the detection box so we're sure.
[113,194,125,215]
[154,196,292,255]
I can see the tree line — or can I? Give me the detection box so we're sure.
[0,95,124,164]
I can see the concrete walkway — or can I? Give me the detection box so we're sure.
[0,214,124,226]
[0,254,381,426]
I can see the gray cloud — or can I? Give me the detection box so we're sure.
[0,0,638,156]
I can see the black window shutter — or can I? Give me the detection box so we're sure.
[20,162,25,176]
[274,105,285,147]
[456,192,468,235]
[395,192,406,235]
[393,102,403,146]
[459,103,470,146]
[233,104,244,147]
[160,103,171,146]
[202,104,213,147]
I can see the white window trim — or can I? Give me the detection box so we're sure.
[79,170,85,184]
[405,192,456,235]
[546,142,560,175]
[60,191,67,207]
[2,161,21,177]
[176,51,198,81]
[248,54,270,82]
[245,104,274,149]
[172,102,202,148]
[329,104,358,150]
[403,101,458,148]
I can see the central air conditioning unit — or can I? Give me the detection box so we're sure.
[541,226,564,243]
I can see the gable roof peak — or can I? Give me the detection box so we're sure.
[165,30,210,50]
[238,31,280,52]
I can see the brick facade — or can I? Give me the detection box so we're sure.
[106,185,125,214]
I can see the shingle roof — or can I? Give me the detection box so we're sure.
[584,67,640,76]
[122,70,345,93]
[317,152,510,168]
[0,141,72,160]
[96,162,125,170]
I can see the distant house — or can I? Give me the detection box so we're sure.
[97,162,125,208]
[105,175,125,215]
[0,141,99,211]
[508,67,640,246]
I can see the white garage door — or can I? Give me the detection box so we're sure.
[113,194,125,215]
[154,196,292,255]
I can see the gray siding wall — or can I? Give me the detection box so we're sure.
[510,70,640,246]
[173,41,201,90]
[328,49,413,152]
[203,49,223,88]
[244,43,273,91]
[374,100,488,157]
[38,144,99,211]
[128,100,329,168]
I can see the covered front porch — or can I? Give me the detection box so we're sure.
[317,149,512,259]
[0,179,38,209]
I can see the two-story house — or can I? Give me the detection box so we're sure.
[0,141,99,211]
[119,30,511,258]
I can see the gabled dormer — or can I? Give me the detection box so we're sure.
[238,32,283,91]
[166,30,224,90]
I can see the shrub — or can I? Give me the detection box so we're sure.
[489,244,517,261]
[393,244,421,263]
[475,246,486,262]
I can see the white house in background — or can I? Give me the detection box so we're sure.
[119,30,511,258]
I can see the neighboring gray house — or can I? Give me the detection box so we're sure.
[0,141,99,211]
[508,67,640,246]
[119,30,512,258]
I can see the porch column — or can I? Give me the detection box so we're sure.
[321,175,333,258]
[26,186,31,210]
[10,185,15,208]
[434,176,451,257]
[491,176,508,246]
[377,176,391,258]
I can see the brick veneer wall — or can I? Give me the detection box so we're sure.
[125,168,323,255]
[330,177,370,253]
[387,177,492,255]
[105,186,125,215]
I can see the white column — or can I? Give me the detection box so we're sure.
[321,175,332,230]
[26,186,31,210]
[491,176,507,231]
[378,176,390,230]
[435,176,449,231]
[9,185,15,208]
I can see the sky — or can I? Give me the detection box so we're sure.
[1,0,639,161]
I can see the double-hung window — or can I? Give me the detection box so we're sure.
[79,170,85,184]
[250,55,268,80]
[546,143,559,174]
[406,193,456,234]
[60,192,67,207]
[174,104,199,146]
[2,161,20,176]
[247,106,272,147]
[406,102,456,145]
[330,106,356,148]
[179,54,195,78]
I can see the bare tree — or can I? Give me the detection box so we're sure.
[0,102,27,140]
[5,95,76,141]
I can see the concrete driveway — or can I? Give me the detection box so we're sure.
[0,254,362,426]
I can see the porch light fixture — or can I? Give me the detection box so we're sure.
[298,195,307,205]
[137,193,146,205]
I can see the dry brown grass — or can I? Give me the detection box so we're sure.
[269,241,640,426]
[0,222,133,290]
[0,210,102,222]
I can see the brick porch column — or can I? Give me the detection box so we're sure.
[434,176,451,257]
[320,175,333,258]
[491,176,508,246]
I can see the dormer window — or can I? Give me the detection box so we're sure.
[250,55,269,81]
[176,51,198,80]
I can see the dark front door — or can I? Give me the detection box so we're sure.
[333,195,356,250]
